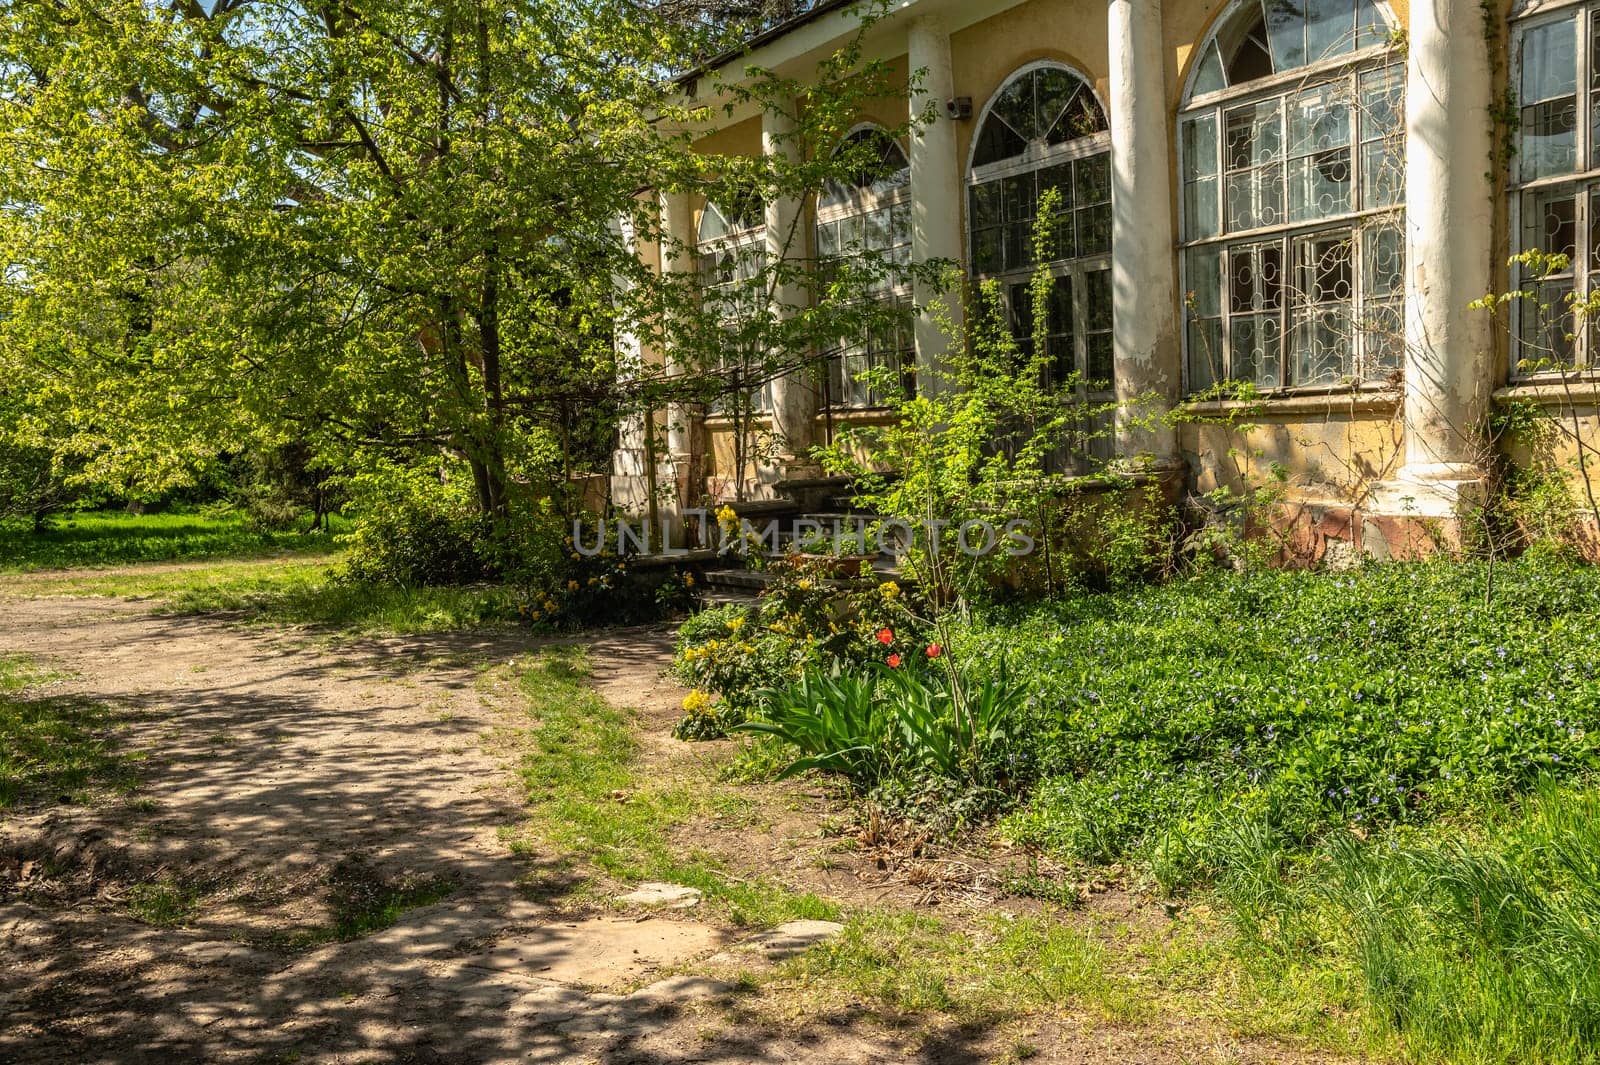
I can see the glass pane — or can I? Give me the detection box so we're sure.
[1519,278,1577,370]
[1523,16,1578,103]
[1188,317,1225,392]
[1076,204,1111,256]
[1363,222,1404,299]
[1186,244,1223,319]
[1522,188,1578,265]
[1521,98,1580,181]
[1362,299,1403,377]
[1186,176,1222,239]
[1183,114,1222,239]
[1039,162,1074,208]
[1232,312,1283,387]
[1288,84,1352,157]
[1037,68,1080,142]
[1520,16,1579,181]
[969,181,1002,228]
[1290,233,1354,384]
[1359,64,1403,142]
[1361,139,1403,209]
[865,207,891,251]
[816,221,839,260]
[972,227,1003,274]
[1290,306,1354,384]
[1355,0,1388,49]
[1227,99,1283,169]
[972,113,1029,168]
[1085,267,1113,333]
[1265,0,1308,73]
[1288,149,1352,221]
[1305,0,1356,63]
[1074,153,1111,204]
[1193,41,1227,96]
[1230,240,1285,313]
[1227,162,1284,230]
[994,75,1037,142]
[1293,232,1354,307]
[1225,101,1284,231]
[1184,112,1220,177]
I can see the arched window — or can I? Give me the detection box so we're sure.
[696,194,773,412]
[815,127,912,408]
[1509,2,1600,374]
[1179,0,1403,394]
[968,64,1112,385]
[968,63,1113,470]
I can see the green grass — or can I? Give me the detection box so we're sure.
[1212,779,1600,1065]
[511,647,837,928]
[127,877,203,927]
[783,909,1146,1022]
[0,509,345,572]
[0,655,131,808]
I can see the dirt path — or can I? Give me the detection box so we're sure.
[0,587,1348,1065]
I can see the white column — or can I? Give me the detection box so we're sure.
[1370,0,1494,517]
[1108,0,1181,468]
[659,189,701,519]
[763,102,819,471]
[610,214,652,515]
[659,189,698,466]
[907,16,964,395]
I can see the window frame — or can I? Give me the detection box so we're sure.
[814,124,915,411]
[696,199,775,414]
[1177,0,1404,396]
[966,62,1117,471]
[1508,0,1600,377]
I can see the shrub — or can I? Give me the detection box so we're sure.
[341,465,490,586]
[671,558,926,738]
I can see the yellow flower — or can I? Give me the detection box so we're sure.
[543,600,558,612]
[529,609,541,620]
[567,579,579,592]
[684,573,695,587]
[879,580,901,600]
[797,579,813,591]
[570,551,581,561]
[682,689,714,714]
[726,616,745,632]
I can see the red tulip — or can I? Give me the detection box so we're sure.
[876,627,894,645]
[926,643,943,659]
[886,653,902,668]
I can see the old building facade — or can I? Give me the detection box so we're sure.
[615,0,1600,559]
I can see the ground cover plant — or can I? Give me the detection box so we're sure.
[0,509,343,572]
[679,552,1600,1063]
[971,556,1600,883]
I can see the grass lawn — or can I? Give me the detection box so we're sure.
[0,509,345,572]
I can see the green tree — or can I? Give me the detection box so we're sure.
[0,0,923,540]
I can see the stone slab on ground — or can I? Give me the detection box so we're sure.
[459,915,725,988]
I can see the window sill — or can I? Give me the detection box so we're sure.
[1180,388,1399,417]
[1496,379,1600,406]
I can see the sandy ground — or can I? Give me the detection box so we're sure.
[0,586,1351,1064]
